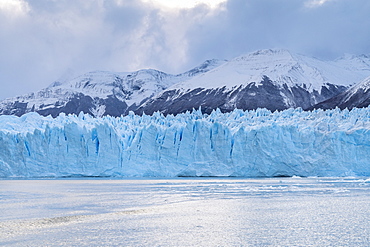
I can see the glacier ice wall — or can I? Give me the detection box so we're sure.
[1,107,370,178]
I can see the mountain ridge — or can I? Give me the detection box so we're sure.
[135,49,370,115]
[0,59,226,117]
[311,75,370,110]
[1,49,370,117]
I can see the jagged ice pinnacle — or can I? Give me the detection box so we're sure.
[1,107,370,178]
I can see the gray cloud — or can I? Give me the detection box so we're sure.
[185,0,370,65]
[0,0,369,99]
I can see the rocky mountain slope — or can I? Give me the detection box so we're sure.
[312,75,370,110]
[135,49,370,115]
[0,59,226,117]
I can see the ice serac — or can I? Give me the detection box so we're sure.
[1,107,370,178]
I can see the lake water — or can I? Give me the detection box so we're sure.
[1,177,370,246]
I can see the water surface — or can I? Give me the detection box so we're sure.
[1,177,370,246]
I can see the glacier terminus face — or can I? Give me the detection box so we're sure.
[0,107,370,178]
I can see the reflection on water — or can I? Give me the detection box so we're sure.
[1,177,370,246]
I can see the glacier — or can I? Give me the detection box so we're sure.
[0,107,370,178]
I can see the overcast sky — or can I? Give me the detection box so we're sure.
[0,0,369,100]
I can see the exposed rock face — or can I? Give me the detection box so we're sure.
[311,76,370,110]
[135,76,347,115]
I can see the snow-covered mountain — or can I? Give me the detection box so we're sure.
[312,75,370,110]
[333,54,370,73]
[135,49,370,115]
[1,49,370,117]
[0,59,226,117]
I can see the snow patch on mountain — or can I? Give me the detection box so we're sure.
[345,76,370,98]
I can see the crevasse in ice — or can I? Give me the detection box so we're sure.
[1,107,370,178]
